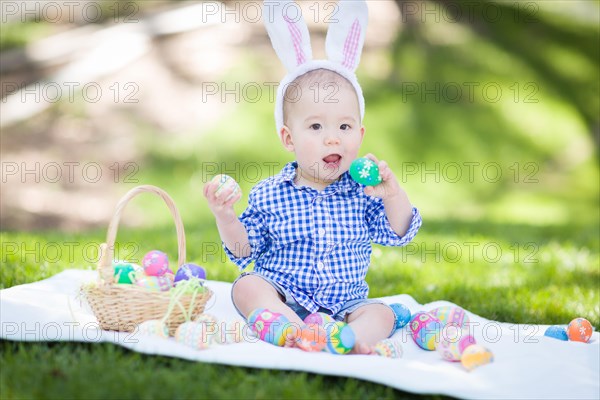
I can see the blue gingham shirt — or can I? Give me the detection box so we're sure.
[224,162,422,315]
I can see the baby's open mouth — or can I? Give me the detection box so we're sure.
[323,154,342,169]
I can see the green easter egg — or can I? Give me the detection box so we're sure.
[113,263,136,284]
[349,158,382,186]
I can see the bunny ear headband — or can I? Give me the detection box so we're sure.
[263,0,368,133]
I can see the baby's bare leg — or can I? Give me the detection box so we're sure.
[232,274,304,324]
[346,304,395,355]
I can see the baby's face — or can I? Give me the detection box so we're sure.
[280,81,364,190]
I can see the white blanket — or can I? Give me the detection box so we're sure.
[1,270,598,399]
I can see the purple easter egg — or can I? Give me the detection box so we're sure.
[174,263,207,283]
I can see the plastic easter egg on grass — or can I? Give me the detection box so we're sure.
[324,321,355,355]
[461,344,494,371]
[113,263,136,284]
[211,174,241,202]
[142,250,170,276]
[429,306,470,329]
[436,325,476,362]
[349,158,382,186]
[410,312,442,350]
[567,318,593,343]
[175,321,219,350]
[296,324,327,352]
[248,308,294,346]
[138,320,169,339]
[303,312,335,326]
[544,325,568,341]
[390,303,412,330]
[174,263,207,283]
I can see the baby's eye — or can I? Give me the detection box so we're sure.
[340,124,351,131]
[310,123,322,130]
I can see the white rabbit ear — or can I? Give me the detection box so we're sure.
[325,0,368,72]
[263,0,313,71]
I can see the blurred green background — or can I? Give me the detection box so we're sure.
[1,1,599,398]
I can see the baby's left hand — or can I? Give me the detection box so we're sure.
[362,154,403,200]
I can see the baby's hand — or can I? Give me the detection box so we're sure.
[362,154,403,200]
[203,179,241,224]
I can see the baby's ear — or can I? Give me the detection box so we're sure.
[279,125,295,152]
[325,0,368,72]
[263,0,313,71]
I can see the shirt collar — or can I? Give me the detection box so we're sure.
[275,161,360,193]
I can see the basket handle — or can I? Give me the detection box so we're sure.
[97,185,186,282]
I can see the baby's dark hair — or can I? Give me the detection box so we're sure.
[282,68,356,125]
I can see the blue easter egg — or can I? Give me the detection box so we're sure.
[390,303,412,330]
[544,325,568,341]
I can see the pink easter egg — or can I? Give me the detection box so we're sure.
[142,250,170,276]
[410,312,442,350]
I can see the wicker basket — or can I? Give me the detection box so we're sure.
[81,185,211,335]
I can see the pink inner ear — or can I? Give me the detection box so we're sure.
[284,16,306,66]
[342,19,361,70]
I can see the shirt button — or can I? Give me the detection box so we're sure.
[248,229,256,236]
[316,262,325,269]
[317,228,326,237]
[315,197,322,203]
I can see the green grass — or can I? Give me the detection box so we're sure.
[1,220,598,399]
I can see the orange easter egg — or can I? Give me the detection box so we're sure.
[567,318,593,343]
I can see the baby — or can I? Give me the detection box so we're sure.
[204,0,421,355]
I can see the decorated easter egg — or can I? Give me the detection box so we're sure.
[211,174,241,202]
[461,344,494,371]
[390,303,412,330]
[436,325,476,362]
[175,321,219,350]
[137,319,169,339]
[349,157,382,186]
[248,308,294,346]
[296,324,327,352]
[195,313,218,325]
[410,312,442,350]
[567,318,593,343]
[113,262,136,284]
[429,306,470,329]
[544,325,568,341]
[135,273,174,292]
[324,321,355,355]
[374,338,403,358]
[174,263,207,283]
[303,312,335,326]
[142,250,170,276]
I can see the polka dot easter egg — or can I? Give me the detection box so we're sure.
[142,250,170,277]
[410,312,442,350]
[390,303,412,330]
[248,308,294,346]
[436,325,476,362]
[461,344,494,371]
[429,306,470,329]
[567,318,593,343]
[211,174,241,202]
[324,321,355,355]
[544,325,568,341]
[174,263,207,284]
[349,157,382,186]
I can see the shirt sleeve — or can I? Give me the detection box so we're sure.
[365,197,422,246]
[222,189,269,270]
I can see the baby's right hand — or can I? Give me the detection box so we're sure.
[203,180,241,224]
